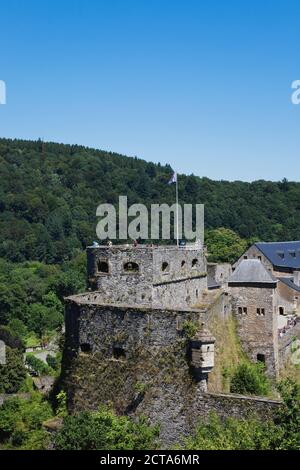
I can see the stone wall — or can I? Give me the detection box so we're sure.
[153,275,207,309]
[230,285,279,376]
[233,245,273,272]
[152,247,206,284]
[192,392,281,423]
[207,263,232,287]
[62,298,282,447]
[62,299,205,414]
[277,280,300,314]
[86,245,207,309]
[278,321,300,366]
[87,246,154,305]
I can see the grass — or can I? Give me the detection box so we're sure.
[207,315,250,393]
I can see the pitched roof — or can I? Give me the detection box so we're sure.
[255,241,300,269]
[278,277,300,293]
[229,259,276,285]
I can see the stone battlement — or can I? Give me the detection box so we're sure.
[86,243,207,309]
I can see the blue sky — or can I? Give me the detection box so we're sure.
[0,0,299,181]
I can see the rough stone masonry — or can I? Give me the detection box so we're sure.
[62,244,282,446]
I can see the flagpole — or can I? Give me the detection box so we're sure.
[176,174,179,246]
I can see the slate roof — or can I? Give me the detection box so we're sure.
[207,272,221,290]
[278,277,300,293]
[229,259,277,285]
[255,241,300,270]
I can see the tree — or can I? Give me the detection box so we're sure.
[0,346,27,393]
[54,408,159,450]
[0,393,52,449]
[1,137,300,264]
[205,228,248,264]
[275,379,300,450]
[183,413,279,450]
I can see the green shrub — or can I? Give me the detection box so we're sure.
[182,321,198,339]
[230,362,271,396]
[0,393,53,449]
[26,354,53,376]
[275,379,300,450]
[46,354,59,371]
[54,407,159,450]
[183,412,279,450]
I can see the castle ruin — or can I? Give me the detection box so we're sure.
[62,241,300,445]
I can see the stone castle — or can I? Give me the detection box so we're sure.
[62,240,300,445]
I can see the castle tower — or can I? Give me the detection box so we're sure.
[190,326,215,392]
[228,259,279,377]
[86,244,207,309]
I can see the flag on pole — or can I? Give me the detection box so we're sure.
[168,171,177,184]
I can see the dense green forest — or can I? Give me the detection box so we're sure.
[1,137,300,450]
[0,138,299,264]
[0,254,85,348]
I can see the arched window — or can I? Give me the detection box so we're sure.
[97,260,109,273]
[162,261,169,273]
[192,259,199,268]
[124,262,139,273]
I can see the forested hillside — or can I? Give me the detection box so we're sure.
[1,138,300,450]
[0,138,300,264]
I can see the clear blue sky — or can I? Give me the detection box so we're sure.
[0,0,299,181]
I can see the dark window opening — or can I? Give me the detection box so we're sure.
[181,260,186,268]
[80,343,92,353]
[243,307,247,314]
[97,260,109,273]
[196,289,199,298]
[244,255,248,259]
[257,308,265,316]
[279,306,285,315]
[113,346,126,360]
[257,354,265,364]
[238,307,243,314]
[162,261,169,272]
[258,256,262,261]
[124,262,139,273]
[192,259,198,268]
